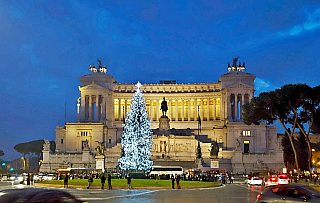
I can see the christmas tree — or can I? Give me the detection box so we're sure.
[118,82,153,172]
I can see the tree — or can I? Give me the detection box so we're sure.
[243,84,320,174]
[283,84,320,173]
[242,88,300,173]
[0,150,4,157]
[14,140,56,170]
[118,82,153,172]
[281,131,295,171]
[296,132,308,171]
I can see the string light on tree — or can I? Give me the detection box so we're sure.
[118,81,153,172]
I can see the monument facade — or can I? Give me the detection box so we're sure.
[40,58,284,174]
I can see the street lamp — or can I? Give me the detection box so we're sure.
[21,157,26,170]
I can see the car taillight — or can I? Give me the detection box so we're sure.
[257,193,262,200]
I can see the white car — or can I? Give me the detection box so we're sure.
[248,177,263,185]
[278,174,289,185]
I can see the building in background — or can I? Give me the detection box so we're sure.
[40,59,284,174]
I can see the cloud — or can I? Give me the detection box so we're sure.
[254,77,279,96]
[277,7,320,37]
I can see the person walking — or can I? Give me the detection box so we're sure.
[100,174,106,189]
[108,174,112,190]
[87,175,93,189]
[171,175,175,189]
[125,174,132,189]
[26,173,31,186]
[176,175,181,189]
[64,174,69,188]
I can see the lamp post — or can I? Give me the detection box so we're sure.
[21,157,26,170]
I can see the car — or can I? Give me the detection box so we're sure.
[278,174,289,185]
[0,188,87,203]
[256,184,320,203]
[248,177,263,186]
[265,176,278,187]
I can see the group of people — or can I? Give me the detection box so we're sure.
[93,173,112,189]
[219,174,234,184]
[171,175,181,189]
[63,173,112,189]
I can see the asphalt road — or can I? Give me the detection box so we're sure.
[0,180,266,203]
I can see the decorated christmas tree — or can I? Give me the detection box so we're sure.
[118,82,153,172]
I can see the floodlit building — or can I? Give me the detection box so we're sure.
[40,60,285,174]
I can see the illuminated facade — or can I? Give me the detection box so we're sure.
[40,60,285,174]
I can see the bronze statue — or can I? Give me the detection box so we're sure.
[196,141,202,159]
[210,142,219,158]
[231,57,239,68]
[95,141,105,155]
[97,58,104,68]
[160,97,168,117]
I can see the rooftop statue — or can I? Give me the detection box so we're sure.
[97,58,104,68]
[231,56,239,68]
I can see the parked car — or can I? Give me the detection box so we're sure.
[0,188,87,203]
[248,177,263,186]
[256,184,320,203]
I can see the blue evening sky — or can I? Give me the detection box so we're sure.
[1,0,320,161]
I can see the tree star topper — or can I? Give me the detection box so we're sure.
[135,81,142,90]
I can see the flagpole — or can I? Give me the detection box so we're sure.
[197,106,200,141]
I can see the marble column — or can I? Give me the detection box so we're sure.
[182,99,184,121]
[150,99,153,121]
[95,95,99,120]
[175,99,178,121]
[235,94,238,120]
[80,94,85,120]
[156,99,159,121]
[194,99,197,121]
[89,95,92,120]
[201,98,203,122]
[213,98,216,120]
[208,99,210,121]
[118,99,121,121]
[188,100,191,121]
[227,94,231,120]
[168,99,171,120]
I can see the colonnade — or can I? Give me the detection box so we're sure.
[228,93,249,121]
[80,94,106,121]
[113,97,221,122]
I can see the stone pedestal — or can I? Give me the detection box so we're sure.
[95,155,105,172]
[210,157,219,168]
[159,116,170,130]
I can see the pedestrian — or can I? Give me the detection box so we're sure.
[64,174,69,188]
[108,174,112,189]
[30,174,34,185]
[221,174,225,184]
[231,176,234,184]
[176,175,181,189]
[100,174,106,189]
[87,175,93,189]
[26,173,31,185]
[125,174,132,189]
[171,175,175,189]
